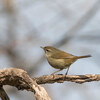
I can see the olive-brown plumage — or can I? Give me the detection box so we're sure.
[41,46,91,75]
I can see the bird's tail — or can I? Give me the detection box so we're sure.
[73,55,91,59]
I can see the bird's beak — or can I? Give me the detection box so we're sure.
[40,46,44,49]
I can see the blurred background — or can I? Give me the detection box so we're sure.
[0,0,100,100]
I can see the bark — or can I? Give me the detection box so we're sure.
[34,74,100,84]
[0,68,51,100]
[0,68,100,100]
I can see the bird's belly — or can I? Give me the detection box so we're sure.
[47,58,68,69]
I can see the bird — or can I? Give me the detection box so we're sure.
[41,46,91,75]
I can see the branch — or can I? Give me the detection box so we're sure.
[0,68,51,100]
[0,68,100,100]
[0,86,10,100]
[33,74,100,84]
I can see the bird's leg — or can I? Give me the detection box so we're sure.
[65,67,70,75]
[63,67,70,81]
[51,69,63,79]
[51,69,63,75]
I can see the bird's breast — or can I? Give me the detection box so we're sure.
[47,57,68,69]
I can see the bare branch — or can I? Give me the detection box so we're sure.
[0,68,51,100]
[33,74,100,84]
[0,86,10,100]
[0,68,100,100]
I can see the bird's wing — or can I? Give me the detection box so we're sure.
[51,51,75,59]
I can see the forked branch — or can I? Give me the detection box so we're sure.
[0,68,51,100]
[0,68,100,100]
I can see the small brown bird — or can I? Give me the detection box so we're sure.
[41,46,91,75]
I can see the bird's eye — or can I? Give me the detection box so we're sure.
[46,49,50,52]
